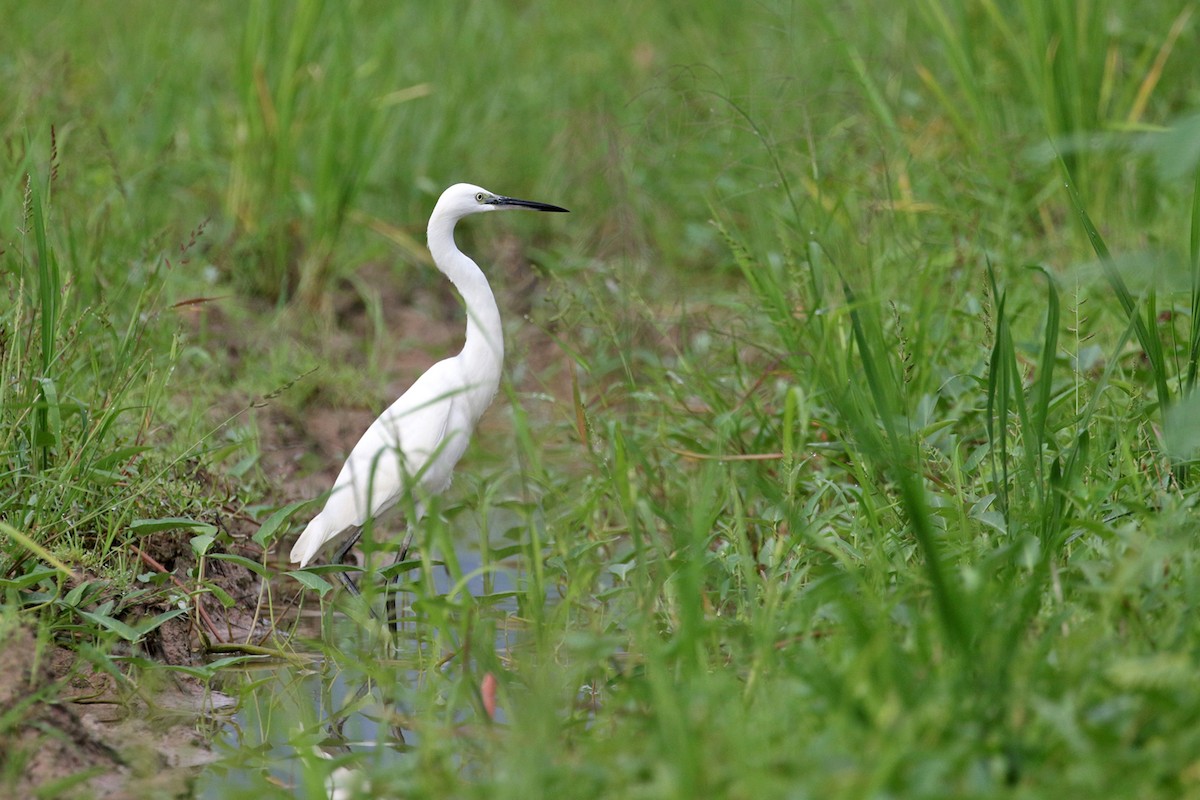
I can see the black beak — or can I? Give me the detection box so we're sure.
[492,196,570,213]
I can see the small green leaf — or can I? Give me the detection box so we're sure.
[35,377,62,447]
[169,664,219,680]
[191,534,217,557]
[608,563,635,581]
[0,566,59,591]
[208,552,270,577]
[204,582,237,608]
[488,544,525,561]
[131,517,217,536]
[91,445,152,471]
[136,608,188,635]
[63,581,92,606]
[76,610,142,642]
[476,591,519,606]
[204,655,265,670]
[252,500,311,547]
[286,570,334,596]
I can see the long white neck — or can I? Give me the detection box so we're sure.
[427,212,504,419]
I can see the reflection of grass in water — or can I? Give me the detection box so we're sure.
[4,1,1200,797]
[206,564,519,800]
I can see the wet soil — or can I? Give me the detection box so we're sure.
[0,621,226,799]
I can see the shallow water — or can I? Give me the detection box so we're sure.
[196,546,523,797]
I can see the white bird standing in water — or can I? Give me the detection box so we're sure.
[289,183,568,616]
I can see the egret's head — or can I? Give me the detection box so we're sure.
[436,183,569,222]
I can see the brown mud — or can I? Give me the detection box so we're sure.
[0,622,223,799]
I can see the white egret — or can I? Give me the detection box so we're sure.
[289,183,568,617]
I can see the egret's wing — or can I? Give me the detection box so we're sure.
[326,360,464,527]
[289,358,474,567]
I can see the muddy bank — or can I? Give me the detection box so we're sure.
[0,621,226,798]
[2,501,266,797]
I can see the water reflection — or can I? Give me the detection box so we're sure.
[198,546,520,798]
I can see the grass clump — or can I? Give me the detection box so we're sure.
[3,159,165,571]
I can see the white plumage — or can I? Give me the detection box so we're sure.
[288,358,475,568]
[289,183,568,593]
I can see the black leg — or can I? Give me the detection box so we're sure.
[387,525,416,632]
[396,524,415,565]
[329,524,419,629]
[333,526,384,622]
[332,526,364,593]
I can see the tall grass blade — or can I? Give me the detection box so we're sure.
[1028,266,1060,457]
[29,173,58,377]
[984,265,1013,517]
[1059,156,1171,419]
[1187,166,1200,391]
[984,260,1046,518]
[842,281,969,652]
[0,522,77,580]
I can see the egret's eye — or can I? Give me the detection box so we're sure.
[475,192,487,203]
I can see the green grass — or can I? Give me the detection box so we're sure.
[3,1,1200,797]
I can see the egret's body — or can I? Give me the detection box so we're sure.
[290,183,568,604]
